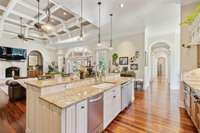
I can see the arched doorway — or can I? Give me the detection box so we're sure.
[151,45,170,83]
[157,57,166,78]
[65,47,93,74]
[27,50,43,77]
[144,41,171,89]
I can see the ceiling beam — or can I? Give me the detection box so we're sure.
[5,17,32,28]
[0,5,6,11]
[17,0,64,25]
[17,0,38,13]
[11,11,45,24]
[0,0,18,37]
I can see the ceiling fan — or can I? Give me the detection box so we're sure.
[12,17,34,41]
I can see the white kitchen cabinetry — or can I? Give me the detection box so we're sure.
[63,105,76,133]
[76,100,88,133]
[122,81,133,109]
[131,79,135,102]
[103,86,121,129]
[127,81,133,104]
[39,100,88,133]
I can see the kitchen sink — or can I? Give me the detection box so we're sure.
[92,83,115,89]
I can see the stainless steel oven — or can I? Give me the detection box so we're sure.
[88,93,103,133]
[184,83,191,116]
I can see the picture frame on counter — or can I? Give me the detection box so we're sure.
[119,57,128,65]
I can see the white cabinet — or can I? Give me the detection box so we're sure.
[131,80,135,102]
[121,81,133,110]
[112,87,121,118]
[104,88,113,128]
[76,100,88,133]
[62,105,76,133]
[127,81,133,105]
[103,86,121,129]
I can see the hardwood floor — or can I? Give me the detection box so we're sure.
[0,79,197,133]
[104,79,197,133]
[0,90,26,133]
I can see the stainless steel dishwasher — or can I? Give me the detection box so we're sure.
[88,93,103,133]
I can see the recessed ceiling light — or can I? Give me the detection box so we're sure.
[120,3,124,8]
[63,12,67,15]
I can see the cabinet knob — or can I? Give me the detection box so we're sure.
[113,96,116,99]
[81,106,85,109]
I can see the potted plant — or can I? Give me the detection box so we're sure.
[181,3,200,26]
[112,53,118,65]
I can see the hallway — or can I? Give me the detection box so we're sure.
[104,80,197,133]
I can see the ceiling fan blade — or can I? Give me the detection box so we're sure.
[11,36,18,39]
[25,37,34,41]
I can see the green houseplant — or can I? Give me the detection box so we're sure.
[181,3,200,26]
[112,53,118,65]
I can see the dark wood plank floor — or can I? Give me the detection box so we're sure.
[0,79,197,133]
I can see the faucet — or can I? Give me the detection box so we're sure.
[95,65,103,83]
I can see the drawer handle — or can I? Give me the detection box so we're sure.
[81,106,85,109]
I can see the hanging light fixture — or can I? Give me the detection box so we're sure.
[97,1,102,47]
[79,0,83,41]
[34,0,43,31]
[42,0,54,33]
[109,13,113,49]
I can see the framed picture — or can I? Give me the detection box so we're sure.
[130,64,138,70]
[119,57,128,65]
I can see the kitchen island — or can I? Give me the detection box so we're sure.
[25,74,134,133]
[183,69,200,133]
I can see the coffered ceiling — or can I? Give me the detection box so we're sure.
[0,0,97,42]
[0,0,198,48]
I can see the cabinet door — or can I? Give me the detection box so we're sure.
[103,89,113,129]
[127,82,133,105]
[131,80,135,102]
[196,103,200,129]
[62,105,76,133]
[76,100,88,133]
[121,85,128,110]
[112,86,121,117]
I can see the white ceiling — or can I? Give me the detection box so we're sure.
[52,0,185,48]
[0,0,199,48]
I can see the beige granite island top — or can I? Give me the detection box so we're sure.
[25,73,120,88]
[24,77,92,88]
[40,77,133,109]
[183,69,200,92]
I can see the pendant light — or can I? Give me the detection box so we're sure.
[97,1,102,47]
[34,0,43,31]
[42,0,54,32]
[109,13,113,49]
[80,0,83,40]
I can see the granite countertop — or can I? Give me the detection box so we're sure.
[25,73,120,88]
[183,69,200,92]
[40,77,132,109]
[25,77,93,88]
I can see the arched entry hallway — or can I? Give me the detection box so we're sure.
[150,42,170,86]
